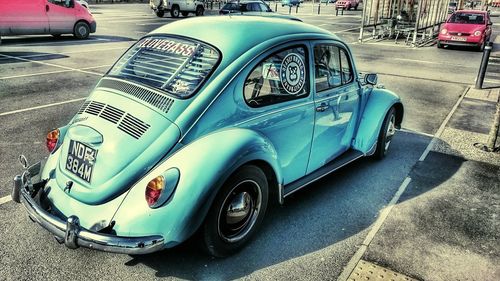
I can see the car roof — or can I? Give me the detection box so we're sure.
[149,16,337,62]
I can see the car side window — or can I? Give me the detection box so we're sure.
[314,44,354,92]
[244,46,309,108]
[251,3,261,11]
[340,49,353,84]
[259,3,269,11]
[48,0,73,8]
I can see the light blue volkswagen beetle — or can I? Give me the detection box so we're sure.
[12,16,403,257]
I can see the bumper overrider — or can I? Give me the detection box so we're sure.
[12,159,164,255]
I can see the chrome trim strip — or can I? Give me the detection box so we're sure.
[283,153,364,198]
[278,182,284,205]
[18,179,164,255]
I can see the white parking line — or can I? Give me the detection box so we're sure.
[0,64,111,80]
[337,87,471,281]
[0,53,103,76]
[0,97,86,117]
[0,195,12,205]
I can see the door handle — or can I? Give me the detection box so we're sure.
[46,4,49,12]
[315,103,329,112]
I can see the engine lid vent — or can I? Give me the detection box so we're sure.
[97,79,174,114]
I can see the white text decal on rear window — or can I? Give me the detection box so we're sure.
[138,38,196,57]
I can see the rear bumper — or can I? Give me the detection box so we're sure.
[13,163,164,255]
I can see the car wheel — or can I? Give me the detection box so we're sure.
[73,21,90,40]
[201,165,269,257]
[155,10,165,17]
[374,107,396,159]
[437,40,443,48]
[478,41,485,52]
[181,11,189,17]
[196,6,204,16]
[170,5,180,18]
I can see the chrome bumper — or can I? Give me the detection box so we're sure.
[13,163,165,255]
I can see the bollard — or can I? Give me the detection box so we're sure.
[219,2,221,9]
[275,3,278,12]
[475,41,493,89]
[341,8,344,15]
[318,4,320,14]
[335,7,338,16]
[486,99,500,150]
[211,1,213,10]
[296,5,298,13]
[289,6,291,14]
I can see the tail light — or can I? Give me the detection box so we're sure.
[145,168,180,208]
[441,29,448,35]
[46,129,60,152]
[145,176,165,207]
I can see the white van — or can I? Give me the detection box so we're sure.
[149,0,205,18]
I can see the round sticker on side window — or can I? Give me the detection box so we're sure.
[280,53,305,95]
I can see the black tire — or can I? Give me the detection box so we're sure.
[181,11,189,17]
[73,21,90,40]
[196,5,204,16]
[437,40,442,48]
[155,10,165,17]
[170,5,180,17]
[374,107,396,159]
[478,41,485,52]
[201,165,269,257]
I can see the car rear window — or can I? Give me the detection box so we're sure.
[448,13,485,24]
[108,36,220,98]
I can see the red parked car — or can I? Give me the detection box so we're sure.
[437,10,492,51]
[335,0,360,10]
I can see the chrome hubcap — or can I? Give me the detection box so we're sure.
[217,180,261,243]
[385,114,396,151]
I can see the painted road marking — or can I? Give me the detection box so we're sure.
[338,87,471,281]
[419,87,469,162]
[0,195,12,205]
[0,53,103,76]
[0,97,86,117]
[337,177,412,281]
[0,65,111,80]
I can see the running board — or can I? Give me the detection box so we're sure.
[283,149,364,199]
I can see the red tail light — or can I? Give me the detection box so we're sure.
[145,176,165,207]
[46,129,60,152]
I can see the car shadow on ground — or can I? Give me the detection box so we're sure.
[0,34,134,46]
[0,52,69,64]
[124,132,466,280]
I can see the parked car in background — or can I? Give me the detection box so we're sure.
[281,0,301,7]
[220,0,273,14]
[335,0,360,10]
[437,10,492,50]
[12,16,403,258]
[149,0,205,18]
[321,0,337,3]
[0,0,96,40]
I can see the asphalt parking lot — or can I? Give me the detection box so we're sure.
[1,3,499,281]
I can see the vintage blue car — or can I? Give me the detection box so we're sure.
[12,16,403,257]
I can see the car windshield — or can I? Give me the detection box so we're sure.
[448,12,485,24]
[108,36,220,98]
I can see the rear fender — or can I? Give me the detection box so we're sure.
[353,88,403,153]
[111,128,282,247]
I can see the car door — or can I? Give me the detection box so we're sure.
[306,42,360,174]
[46,0,76,34]
[240,44,315,184]
[1,0,49,35]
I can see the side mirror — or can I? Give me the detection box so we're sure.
[364,73,378,85]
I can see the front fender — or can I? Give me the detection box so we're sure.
[111,128,282,247]
[353,88,403,153]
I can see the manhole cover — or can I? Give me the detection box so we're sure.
[347,260,418,281]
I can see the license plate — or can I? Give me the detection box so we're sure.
[451,36,467,42]
[66,140,97,183]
